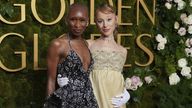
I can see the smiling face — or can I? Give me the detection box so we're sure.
[67,5,89,37]
[95,11,117,37]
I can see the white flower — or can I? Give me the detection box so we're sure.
[180,13,187,21]
[131,76,143,87]
[190,0,192,7]
[161,38,167,44]
[125,78,132,90]
[187,14,192,25]
[155,34,167,44]
[157,43,165,50]
[181,66,191,79]
[174,21,180,29]
[188,26,192,34]
[155,34,163,42]
[144,76,153,84]
[185,38,192,47]
[186,74,192,79]
[169,73,180,85]
[178,27,186,36]
[165,2,172,9]
[180,13,188,24]
[178,58,188,68]
[185,48,192,57]
[166,0,173,2]
[177,0,186,10]
[174,0,182,3]
[125,76,143,91]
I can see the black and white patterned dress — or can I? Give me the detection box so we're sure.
[44,39,98,108]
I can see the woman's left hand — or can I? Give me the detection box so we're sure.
[111,89,130,107]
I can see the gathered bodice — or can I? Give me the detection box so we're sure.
[91,49,126,72]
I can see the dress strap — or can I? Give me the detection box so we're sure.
[67,33,72,50]
[82,39,89,49]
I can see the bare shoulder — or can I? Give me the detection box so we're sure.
[86,39,95,48]
[48,34,68,54]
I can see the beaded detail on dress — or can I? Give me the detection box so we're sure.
[91,50,126,72]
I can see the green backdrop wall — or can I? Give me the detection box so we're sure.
[0,0,192,108]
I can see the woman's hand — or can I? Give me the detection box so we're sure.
[111,89,130,107]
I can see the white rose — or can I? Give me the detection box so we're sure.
[180,13,187,21]
[129,85,138,91]
[125,77,139,91]
[166,0,173,2]
[144,76,153,84]
[183,17,188,24]
[174,21,180,29]
[185,48,192,57]
[189,39,192,46]
[161,38,167,44]
[157,43,165,50]
[188,26,192,34]
[180,13,188,24]
[138,80,143,87]
[178,58,188,68]
[181,67,191,79]
[186,74,192,79]
[187,14,192,25]
[178,27,186,36]
[190,0,192,7]
[155,34,163,42]
[155,34,167,44]
[177,0,186,10]
[125,78,132,90]
[174,0,182,3]
[185,38,192,47]
[169,73,180,85]
[165,2,172,9]
[126,76,143,91]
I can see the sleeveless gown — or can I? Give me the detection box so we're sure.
[44,39,98,108]
[90,49,126,108]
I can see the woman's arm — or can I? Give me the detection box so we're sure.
[46,40,61,96]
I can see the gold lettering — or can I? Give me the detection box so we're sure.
[0,33,26,72]
[34,34,46,70]
[31,0,65,25]
[137,0,156,25]
[0,4,26,24]
[135,34,154,66]
[117,34,132,67]
[70,0,75,5]
[118,0,132,25]
[90,0,95,25]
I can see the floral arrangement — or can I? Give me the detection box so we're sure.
[126,0,192,87]
[125,0,192,108]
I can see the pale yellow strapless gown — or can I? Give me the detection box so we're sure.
[90,50,126,108]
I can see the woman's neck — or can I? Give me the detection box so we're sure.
[68,33,83,40]
[100,35,115,43]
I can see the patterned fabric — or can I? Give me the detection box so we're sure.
[44,40,98,108]
[90,49,126,108]
[91,49,126,71]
